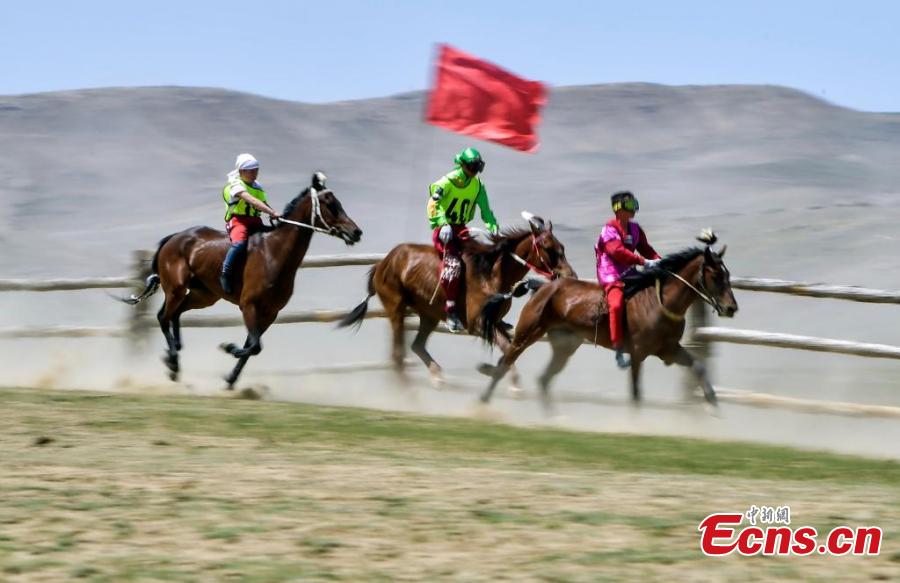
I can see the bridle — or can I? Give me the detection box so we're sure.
[276,187,342,239]
[508,231,557,279]
[656,253,727,321]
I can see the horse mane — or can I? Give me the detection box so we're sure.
[281,187,311,218]
[622,247,704,298]
[277,187,336,227]
[459,225,533,277]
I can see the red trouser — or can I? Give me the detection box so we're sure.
[604,282,625,348]
[226,215,264,243]
[432,225,471,312]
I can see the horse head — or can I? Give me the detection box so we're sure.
[697,230,737,318]
[521,211,577,279]
[287,172,363,245]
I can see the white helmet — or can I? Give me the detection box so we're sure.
[235,153,259,171]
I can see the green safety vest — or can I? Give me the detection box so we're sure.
[223,179,268,221]
[427,169,497,231]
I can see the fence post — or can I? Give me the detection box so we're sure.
[682,300,711,401]
[127,250,154,350]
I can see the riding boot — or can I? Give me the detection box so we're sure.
[445,301,464,333]
[614,347,631,369]
[440,252,464,333]
[220,242,247,295]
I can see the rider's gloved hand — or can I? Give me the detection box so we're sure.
[643,258,662,269]
[438,224,453,244]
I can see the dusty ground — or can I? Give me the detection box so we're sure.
[1,387,899,582]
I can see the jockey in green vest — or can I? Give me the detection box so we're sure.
[427,147,499,333]
[219,153,281,295]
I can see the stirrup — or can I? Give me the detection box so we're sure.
[615,349,631,369]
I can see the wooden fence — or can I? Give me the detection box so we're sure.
[2,252,898,418]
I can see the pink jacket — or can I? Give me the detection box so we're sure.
[595,220,659,285]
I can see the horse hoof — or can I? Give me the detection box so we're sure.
[219,343,235,354]
[168,370,178,382]
[161,354,179,371]
[476,363,495,377]
[703,401,721,417]
[427,363,444,389]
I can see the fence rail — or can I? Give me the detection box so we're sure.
[0,253,387,293]
[729,277,900,304]
[695,327,900,361]
[0,277,136,292]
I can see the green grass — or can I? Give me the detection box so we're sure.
[3,386,898,485]
[2,386,899,582]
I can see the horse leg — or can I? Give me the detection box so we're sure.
[220,304,275,390]
[536,329,581,416]
[157,303,178,380]
[411,316,442,387]
[387,305,407,374]
[172,311,183,352]
[481,320,548,404]
[629,358,643,403]
[157,289,188,381]
[224,336,252,390]
[221,304,265,359]
[671,345,718,406]
[492,330,524,397]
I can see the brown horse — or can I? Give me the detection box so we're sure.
[480,233,737,413]
[338,213,576,385]
[122,174,362,389]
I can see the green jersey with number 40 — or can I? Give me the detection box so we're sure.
[427,168,498,233]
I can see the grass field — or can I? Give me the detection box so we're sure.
[1,387,899,582]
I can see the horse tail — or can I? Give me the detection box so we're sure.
[118,233,174,305]
[337,266,377,331]
[480,279,546,346]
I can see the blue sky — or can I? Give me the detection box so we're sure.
[3,0,897,111]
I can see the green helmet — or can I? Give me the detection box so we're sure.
[454,147,485,174]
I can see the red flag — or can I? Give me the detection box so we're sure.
[425,44,547,153]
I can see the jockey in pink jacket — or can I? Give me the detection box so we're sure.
[595,191,661,368]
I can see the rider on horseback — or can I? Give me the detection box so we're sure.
[220,153,282,294]
[595,191,661,369]
[427,147,499,333]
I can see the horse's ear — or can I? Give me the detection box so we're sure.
[548,220,553,233]
[312,171,327,191]
[718,244,727,259]
[521,211,544,234]
[704,245,716,264]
